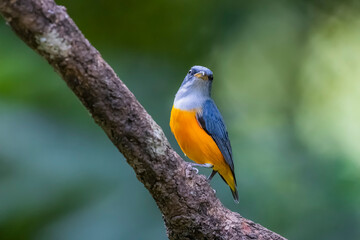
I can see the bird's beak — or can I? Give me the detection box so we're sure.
[194,71,208,81]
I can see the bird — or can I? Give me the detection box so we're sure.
[170,65,238,203]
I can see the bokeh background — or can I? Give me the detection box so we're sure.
[1,0,360,239]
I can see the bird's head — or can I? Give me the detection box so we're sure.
[174,65,214,109]
[188,65,213,81]
[183,65,213,84]
[178,65,213,94]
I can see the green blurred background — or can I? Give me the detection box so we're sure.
[1,0,360,239]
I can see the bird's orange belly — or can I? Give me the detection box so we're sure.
[170,107,225,170]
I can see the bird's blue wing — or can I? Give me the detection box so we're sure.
[196,99,235,177]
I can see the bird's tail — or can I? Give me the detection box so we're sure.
[230,187,239,204]
[218,169,239,204]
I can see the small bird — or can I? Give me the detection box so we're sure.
[170,65,238,203]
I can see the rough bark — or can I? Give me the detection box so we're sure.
[0,1,287,239]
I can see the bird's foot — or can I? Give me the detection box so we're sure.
[189,163,213,168]
[189,163,213,174]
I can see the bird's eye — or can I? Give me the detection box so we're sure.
[188,70,192,74]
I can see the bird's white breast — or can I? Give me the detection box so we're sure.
[173,80,210,110]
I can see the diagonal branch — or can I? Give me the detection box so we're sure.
[0,1,287,239]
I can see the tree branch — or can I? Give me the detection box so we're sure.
[0,1,287,239]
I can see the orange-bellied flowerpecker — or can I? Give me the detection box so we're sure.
[170,65,238,203]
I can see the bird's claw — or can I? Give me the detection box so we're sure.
[192,167,199,174]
